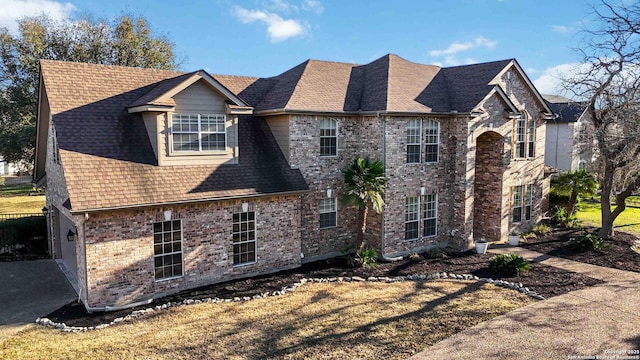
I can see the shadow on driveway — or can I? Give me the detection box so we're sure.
[0,260,77,342]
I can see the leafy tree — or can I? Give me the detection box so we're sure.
[342,158,387,250]
[552,169,597,215]
[0,14,179,171]
[562,0,640,238]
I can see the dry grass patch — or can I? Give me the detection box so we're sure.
[0,195,45,214]
[0,281,533,359]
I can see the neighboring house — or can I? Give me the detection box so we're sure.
[0,158,20,176]
[543,95,594,172]
[33,54,553,310]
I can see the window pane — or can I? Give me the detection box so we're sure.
[407,145,420,163]
[424,218,437,237]
[425,144,438,163]
[405,221,419,240]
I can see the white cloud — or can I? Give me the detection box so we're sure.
[533,63,581,96]
[302,0,323,14]
[0,0,75,33]
[429,37,497,66]
[234,6,308,43]
[551,25,575,34]
[429,36,497,57]
[269,0,297,13]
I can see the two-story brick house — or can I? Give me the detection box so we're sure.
[33,54,552,310]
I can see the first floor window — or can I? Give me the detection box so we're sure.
[512,184,533,223]
[405,194,438,240]
[153,220,183,280]
[319,198,337,229]
[233,210,256,265]
[405,197,419,240]
[422,194,438,237]
[172,113,226,152]
[320,118,337,156]
[525,184,533,221]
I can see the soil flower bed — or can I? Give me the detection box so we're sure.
[520,227,640,273]
[46,249,602,328]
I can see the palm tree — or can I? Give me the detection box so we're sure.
[342,158,387,249]
[553,169,597,215]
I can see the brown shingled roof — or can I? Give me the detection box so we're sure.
[40,60,308,211]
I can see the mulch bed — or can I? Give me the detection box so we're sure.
[47,248,603,328]
[520,226,640,273]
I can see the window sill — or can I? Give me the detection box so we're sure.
[233,261,257,268]
[320,225,337,230]
[154,274,184,283]
[169,150,230,157]
[319,155,338,159]
[404,235,437,242]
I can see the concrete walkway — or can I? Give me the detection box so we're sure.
[0,260,77,343]
[411,246,640,360]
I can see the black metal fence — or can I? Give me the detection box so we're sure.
[0,213,47,255]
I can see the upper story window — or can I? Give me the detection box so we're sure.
[424,119,440,163]
[406,119,440,164]
[320,118,337,156]
[407,120,421,163]
[171,113,226,152]
[514,113,535,159]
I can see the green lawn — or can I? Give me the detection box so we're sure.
[575,201,640,236]
[0,183,40,196]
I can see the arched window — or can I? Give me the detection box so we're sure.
[319,118,337,156]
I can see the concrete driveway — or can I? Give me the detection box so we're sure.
[0,260,77,342]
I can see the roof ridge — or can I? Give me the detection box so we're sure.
[39,59,185,75]
[442,58,514,70]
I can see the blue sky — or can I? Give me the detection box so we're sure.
[1,0,597,95]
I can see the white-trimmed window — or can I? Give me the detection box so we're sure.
[405,197,420,240]
[515,115,526,158]
[405,193,438,240]
[407,119,421,163]
[527,117,535,157]
[514,113,535,159]
[512,184,533,223]
[320,118,337,156]
[424,119,440,163]
[153,219,183,280]
[422,194,438,237]
[319,198,337,229]
[171,113,226,152]
[232,210,256,265]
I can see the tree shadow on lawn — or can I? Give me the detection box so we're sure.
[155,280,492,359]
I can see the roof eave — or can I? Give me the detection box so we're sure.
[127,105,175,113]
[68,189,311,214]
[254,108,470,117]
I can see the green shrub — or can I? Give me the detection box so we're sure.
[532,224,551,236]
[0,176,4,186]
[566,232,605,251]
[489,254,531,276]
[551,206,580,228]
[355,243,378,268]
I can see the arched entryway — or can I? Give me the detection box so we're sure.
[473,131,504,241]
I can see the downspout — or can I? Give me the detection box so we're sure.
[378,113,403,262]
[81,212,154,313]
